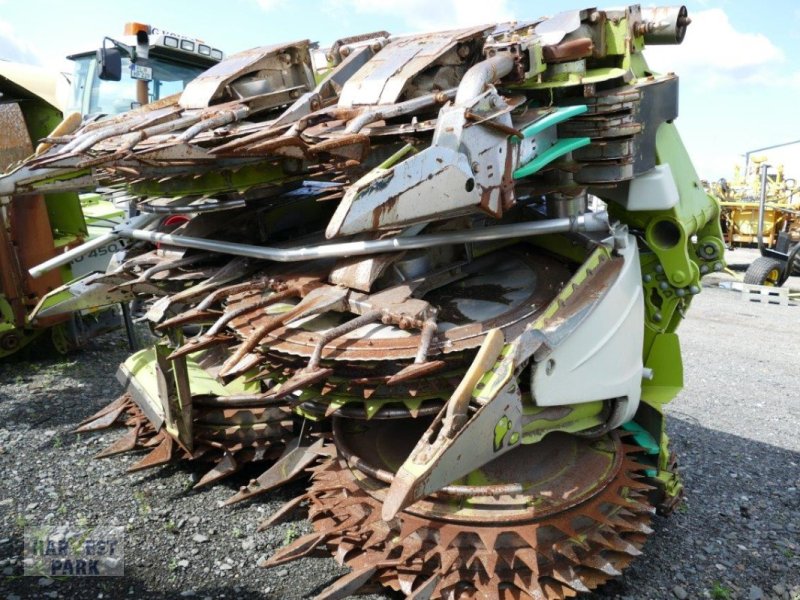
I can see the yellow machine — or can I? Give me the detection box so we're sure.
[708,158,799,249]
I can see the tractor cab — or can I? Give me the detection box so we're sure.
[66,22,223,117]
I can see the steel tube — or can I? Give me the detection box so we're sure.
[178,107,249,142]
[454,53,515,105]
[757,163,769,255]
[121,212,609,263]
[344,89,456,134]
[28,212,160,278]
[640,6,690,45]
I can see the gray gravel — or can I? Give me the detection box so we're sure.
[1,253,799,599]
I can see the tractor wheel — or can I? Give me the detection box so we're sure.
[743,256,785,287]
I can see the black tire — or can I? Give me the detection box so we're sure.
[743,256,785,287]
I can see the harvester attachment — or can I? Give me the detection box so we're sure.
[12,4,724,597]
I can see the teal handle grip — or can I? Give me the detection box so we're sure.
[513,137,590,180]
[519,104,588,140]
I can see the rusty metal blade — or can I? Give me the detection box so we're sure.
[127,433,174,472]
[258,531,328,567]
[217,352,263,382]
[276,369,334,404]
[407,573,440,600]
[224,437,324,505]
[552,565,591,593]
[73,396,132,433]
[315,564,378,600]
[386,360,446,385]
[257,494,308,531]
[156,308,221,331]
[168,334,233,360]
[218,284,346,378]
[93,423,141,459]
[194,452,239,488]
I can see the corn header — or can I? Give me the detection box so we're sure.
[1,5,725,597]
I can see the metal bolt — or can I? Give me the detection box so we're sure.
[653,312,662,323]
[713,262,723,272]
[659,281,669,291]
[676,288,686,297]
[700,264,709,274]
[340,46,351,57]
[689,285,700,295]
[643,274,652,283]
[655,264,664,274]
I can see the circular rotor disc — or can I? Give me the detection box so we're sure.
[292,422,656,600]
[227,247,569,362]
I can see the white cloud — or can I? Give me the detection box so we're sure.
[320,0,513,34]
[368,0,511,31]
[0,19,43,65]
[645,9,785,87]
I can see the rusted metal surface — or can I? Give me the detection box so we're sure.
[262,431,654,599]
[0,103,33,171]
[337,27,488,107]
[179,43,316,110]
[224,250,568,363]
[8,195,65,304]
[75,385,295,500]
[0,102,65,329]
[0,208,28,329]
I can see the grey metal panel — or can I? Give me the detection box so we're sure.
[179,42,315,110]
[338,27,487,107]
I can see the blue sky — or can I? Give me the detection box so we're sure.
[1,0,798,180]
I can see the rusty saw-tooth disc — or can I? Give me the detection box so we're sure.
[76,394,295,486]
[226,248,569,363]
[284,420,655,600]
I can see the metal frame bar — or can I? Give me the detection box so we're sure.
[28,212,160,278]
[31,211,609,278]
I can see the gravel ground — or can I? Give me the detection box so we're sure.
[0,250,798,600]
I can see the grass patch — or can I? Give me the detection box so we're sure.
[710,581,731,600]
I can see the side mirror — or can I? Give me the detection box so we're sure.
[98,46,122,81]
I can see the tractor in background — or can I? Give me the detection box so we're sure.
[0,23,223,357]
